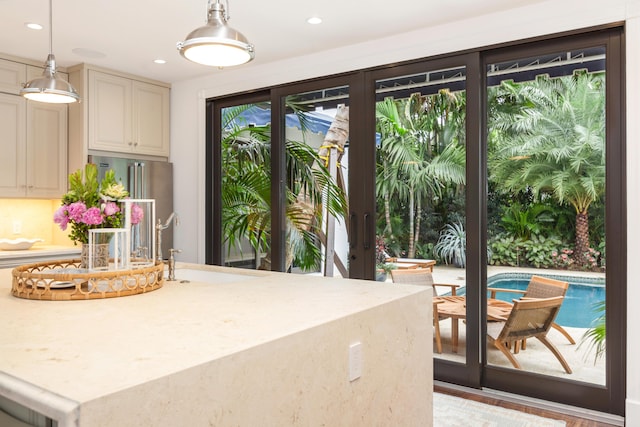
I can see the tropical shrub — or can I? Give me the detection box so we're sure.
[489,234,525,267]
[521,235,564,268]
[579,300,606,365]
[434,221,466,267]
[500,203,553,240]
[551,248,575,269]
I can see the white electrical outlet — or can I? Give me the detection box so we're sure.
[12,220,22,234]
[349,342,362,381]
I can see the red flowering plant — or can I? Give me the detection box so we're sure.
[53,163,142,244]
[375,236,394,274]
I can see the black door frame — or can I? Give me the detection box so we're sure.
[204,25,625,415]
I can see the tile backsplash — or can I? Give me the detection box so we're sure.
[0,199,72,246]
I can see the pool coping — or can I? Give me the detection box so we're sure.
[487,271,605,286]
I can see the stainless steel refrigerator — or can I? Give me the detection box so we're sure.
[89,155,174,260]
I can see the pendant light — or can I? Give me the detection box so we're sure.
[20,0,80,104]
[177,0,254,68]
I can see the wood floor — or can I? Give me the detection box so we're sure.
[434,384,621,427]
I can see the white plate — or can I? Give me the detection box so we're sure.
[0,238,43,251]
[52,268,86,275]
[37,281,76,289]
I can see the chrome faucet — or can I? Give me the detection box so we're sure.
[156,212,179,261]
[167,248,182,281]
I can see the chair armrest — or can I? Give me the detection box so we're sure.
[488,287,525,299]
[434,283,460,296]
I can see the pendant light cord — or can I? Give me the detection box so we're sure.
[48,0,53,55]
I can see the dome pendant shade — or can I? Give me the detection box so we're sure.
[20,54,80,104]
[20,0,80,104]
[177,0,254,67]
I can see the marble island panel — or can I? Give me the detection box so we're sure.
[0,263,433,426]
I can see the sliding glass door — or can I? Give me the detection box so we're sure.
[368,58,472,371]
[481,30,625,413]
[206,27,625,415]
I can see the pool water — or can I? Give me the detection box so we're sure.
[487,278,605,328]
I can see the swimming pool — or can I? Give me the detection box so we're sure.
[487,274,605,328]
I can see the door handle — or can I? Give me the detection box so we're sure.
[349,213,357,249]
[363,213,371,250]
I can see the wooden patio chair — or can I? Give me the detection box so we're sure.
[487,296,572,374]
[488,275,575,345]
[390,269,460,354]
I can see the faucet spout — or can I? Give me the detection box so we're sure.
[156,212,179,261]
[159,212,179,230]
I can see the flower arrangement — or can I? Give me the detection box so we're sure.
[54,163,143,244]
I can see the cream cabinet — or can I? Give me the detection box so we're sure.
[86,69,169,156]
[0,58,26,95]
[0,93,67,198]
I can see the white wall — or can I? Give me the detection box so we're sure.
[170,0,640,420]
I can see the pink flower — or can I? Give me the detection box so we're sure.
[103,201,120,216]
[130,204,144,225]
[82,207,103,225]
[53,205,69,230]
[67,202,87,222]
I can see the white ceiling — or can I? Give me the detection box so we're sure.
[1,0,542,84]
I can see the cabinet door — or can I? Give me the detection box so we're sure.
[132,81,170,156]
[0,59,26,95]
[0,94,26,196]
[26,101,68,197]
[88,70,132,152]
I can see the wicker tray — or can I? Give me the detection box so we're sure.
[11,259,164,300]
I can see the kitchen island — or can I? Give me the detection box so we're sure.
[0,263,432,426]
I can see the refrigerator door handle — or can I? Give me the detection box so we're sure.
[139,162,146,199]
[128,163,136,198]
[131,162,142,198]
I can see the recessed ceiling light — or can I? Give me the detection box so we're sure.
[25,22,43,30]
[154,59,167,64]
[307,16,322,25]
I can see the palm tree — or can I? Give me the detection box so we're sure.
[376,91,466,258]
[221,104,347,271]
[488,72,605,266]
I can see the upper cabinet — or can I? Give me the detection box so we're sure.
[0,58,26,94]
[68,64,170,171]
[88,70,170,155]
[0,58,68,198]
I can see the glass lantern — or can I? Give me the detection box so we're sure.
[123,198,156,268]
[87,228,129,271]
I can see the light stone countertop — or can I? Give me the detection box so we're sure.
[0,262,432,426]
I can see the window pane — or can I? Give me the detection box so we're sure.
[284,86,350,275]
[375,67,467,361]
[221,102,272,269]
[486,47,606,384]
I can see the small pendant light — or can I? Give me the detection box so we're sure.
[177,0,254,68]
[20,0,80,104]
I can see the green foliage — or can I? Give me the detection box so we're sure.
[488,72,606,266]
[221,105,348,271]
[579,300,606,365]
[521,235,563,268]
[63,163,100,207]
[375,91,467,258]
[489,234,525,267]
[434,221,466,267]
[500,202,553,240]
